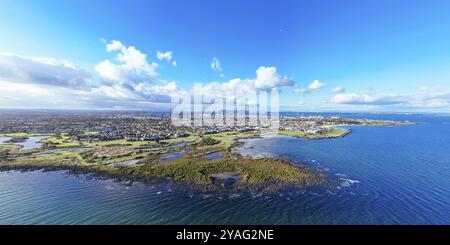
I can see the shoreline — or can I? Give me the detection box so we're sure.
[276,129,352,139]
[0,153,327,193]
[0,119,416,192]
[0,132,327,193]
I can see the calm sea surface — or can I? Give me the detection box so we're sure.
[1,114,449,224]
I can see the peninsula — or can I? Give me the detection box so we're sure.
[0,111,414,191]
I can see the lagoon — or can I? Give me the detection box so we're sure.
[0,135,49,150]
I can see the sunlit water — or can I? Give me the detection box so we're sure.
[0,114,450,224]
[0,136,49,150]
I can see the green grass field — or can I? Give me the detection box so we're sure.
[277,129,349,139]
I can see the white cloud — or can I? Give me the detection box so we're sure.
[106,40,124,52]
[87,84,135,100]
[0,77,182,110]
[0,52,92,88]
[199,66,294,101]
[84,81,181,106]
[0,80,100,109]
[95,40,159,86]
[295,88,310,94]
[295,80,325,95]
[156,50,172,61]
[0,46,180,109]
[408,90,450,108]
[417,99,449,108]
[156,50,177,67]
[253,66,294,89]
[309,80,325,90]
[332,93,373,104]
[156,51,177,67]
[331,89,450,110]
[331,93,407,105]
[211,57,222,72]
[332,86,346,93]
[94,41,186,106]
[73,80,181,109]
[211,57,223,73]
[149,81,177,94]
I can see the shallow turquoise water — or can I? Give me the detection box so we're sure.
[0,114,449,224]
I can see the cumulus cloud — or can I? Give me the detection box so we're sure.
[332,86,346,93]
[0,45,181,109]
[199,66,294,101]
[95,40,159,86]
[309,80,325,90]
[147,81,178,94]
[156,50,177,67]
[91,40,185,105]
[156,50,172,61]
[106,40,124,52]
[0,52,92,88]
[295,80,325,94]
[253,66,294,89]
[134,81,181,101]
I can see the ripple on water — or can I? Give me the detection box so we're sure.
[1,115,450,224]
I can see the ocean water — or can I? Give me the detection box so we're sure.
[0,114,450,224]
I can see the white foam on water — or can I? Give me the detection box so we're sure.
[339,178,360,187]
[335,173,348,177]
[309,192,322,197]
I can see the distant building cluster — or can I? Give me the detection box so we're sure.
[0,111,407,142]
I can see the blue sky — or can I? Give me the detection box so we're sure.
[0,0,450,112]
